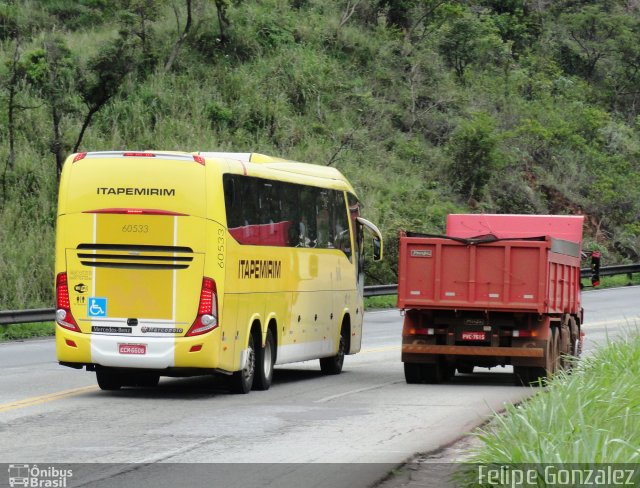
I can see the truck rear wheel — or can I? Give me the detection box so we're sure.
[422,362,444,384]
[559,321,571,371]
[404,363,423,384]
[519,329,559,386]
[513,366,531,386]
[457,365,474,375]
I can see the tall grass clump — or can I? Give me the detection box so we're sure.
[457,328,640,487]
[0,322,55,341]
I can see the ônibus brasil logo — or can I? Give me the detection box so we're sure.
[8,464,72,488]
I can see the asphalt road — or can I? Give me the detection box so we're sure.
[0,286,637,488]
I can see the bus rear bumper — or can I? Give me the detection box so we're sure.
[56,326,222,370]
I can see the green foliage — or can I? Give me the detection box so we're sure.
[438,10,508,82]
[0,323,55,341]
[0,3,19,40]
[447,112,501,202]
[364,294,397,310]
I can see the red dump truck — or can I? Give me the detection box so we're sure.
[398,214,585,386]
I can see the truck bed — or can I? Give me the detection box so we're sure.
[397,233,582,315]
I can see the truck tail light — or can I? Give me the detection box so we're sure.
[403,326,435,336]
[187,277,218,336]
[56,273,80,332]
[512,330,536,338]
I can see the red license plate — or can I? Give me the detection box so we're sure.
[118,344,147,355]
[461,331,486,341]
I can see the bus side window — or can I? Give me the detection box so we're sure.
[223,175,241,229]
[298,187,318,248]
[316,190,330,248]
[332,191,351,260]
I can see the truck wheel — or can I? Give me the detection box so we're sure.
[559,321,571,371]
[253,329,275,391]
[404,363,423,384]
[96,368,123,391]
[457,365,474,375]
[443,364,456,380]
[229,333,256,394]
[565,316,579,371]
[422,363,443,384]
[320,327,346,375]
[525,330,558,386]
[550,327,560,375]
[513,366,530,386]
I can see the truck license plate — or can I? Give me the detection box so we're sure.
[118,344,147,355]
[461,331,485,341]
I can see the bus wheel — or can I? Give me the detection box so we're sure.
[96,367,122,391]
[320,328,346,375]
[132,373,160,388]
[404,363,422,384]
[253,329,275,391]
[230,334,256,394]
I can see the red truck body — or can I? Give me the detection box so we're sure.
[398,214,584,385]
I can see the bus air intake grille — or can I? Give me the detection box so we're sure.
[76,244,194,270]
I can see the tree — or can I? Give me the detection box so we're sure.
[556,5,623,80]
[165,0,193,72]
[20,38,79,177]
[438,11,507,82]
[447,112,500,203]
[214,0,231,43]
[117,0,163,73]
[74,37,136,152]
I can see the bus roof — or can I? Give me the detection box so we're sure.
[196,152,356,195]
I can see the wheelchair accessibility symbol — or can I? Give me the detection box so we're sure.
[88,297,108,317]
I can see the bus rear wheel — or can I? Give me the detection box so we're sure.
[253,329,275,391]
[96,367,123,391]
[229,334,256,394]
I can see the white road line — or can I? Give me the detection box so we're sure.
[314,380,402,403]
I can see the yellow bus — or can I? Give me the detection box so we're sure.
[55,151,383,393]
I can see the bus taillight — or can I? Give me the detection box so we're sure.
[56,272,80,332]
[187,277,218,336]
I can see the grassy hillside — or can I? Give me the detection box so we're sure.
[1,0,640,309]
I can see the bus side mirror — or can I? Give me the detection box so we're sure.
[356,217,383,262]
[373,237,382,261]
[591,251,601,287]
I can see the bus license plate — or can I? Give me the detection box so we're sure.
[461,331,485,341]
[119,344,147,355]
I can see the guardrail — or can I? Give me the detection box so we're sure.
[2,264,639,326]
